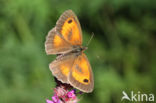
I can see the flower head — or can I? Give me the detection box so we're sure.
[46,86,79,103]
[54,86,68,97]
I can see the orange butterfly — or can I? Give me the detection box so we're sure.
[45,10,94,93]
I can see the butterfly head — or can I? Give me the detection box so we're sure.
[77,46,87,52]
[81,46,88,51]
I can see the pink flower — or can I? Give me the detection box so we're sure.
[54,86,68,97]
[46,99,54,103]
[52,95,58,102]
[67,90,76,98]
[46,87,79,103]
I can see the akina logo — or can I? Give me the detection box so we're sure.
[121,91,154,102]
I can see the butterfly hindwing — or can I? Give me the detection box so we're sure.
[69,53,94,93]
[49,53,76,83]
[56,10,82,45]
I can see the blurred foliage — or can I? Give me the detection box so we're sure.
[0,0,156,103]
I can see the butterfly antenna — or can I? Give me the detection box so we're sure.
[87,32,94,46]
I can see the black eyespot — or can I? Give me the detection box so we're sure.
[68,19,72,23]
[83,79,89,83]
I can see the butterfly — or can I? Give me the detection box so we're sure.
[45,10,94,93]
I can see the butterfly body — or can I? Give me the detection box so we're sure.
[56,46,86,63]
[45,10,94,93]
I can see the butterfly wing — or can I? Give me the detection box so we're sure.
[69,53,94,93]
[49,54,76,83]
[56,10,82,45]
[45,10,82,54]
[45,28,73,54]
[49,51,94,92]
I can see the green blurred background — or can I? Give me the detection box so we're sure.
[0,0,156,103]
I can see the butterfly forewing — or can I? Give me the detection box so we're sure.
[45,28,73,54]
[56,10,82,45]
